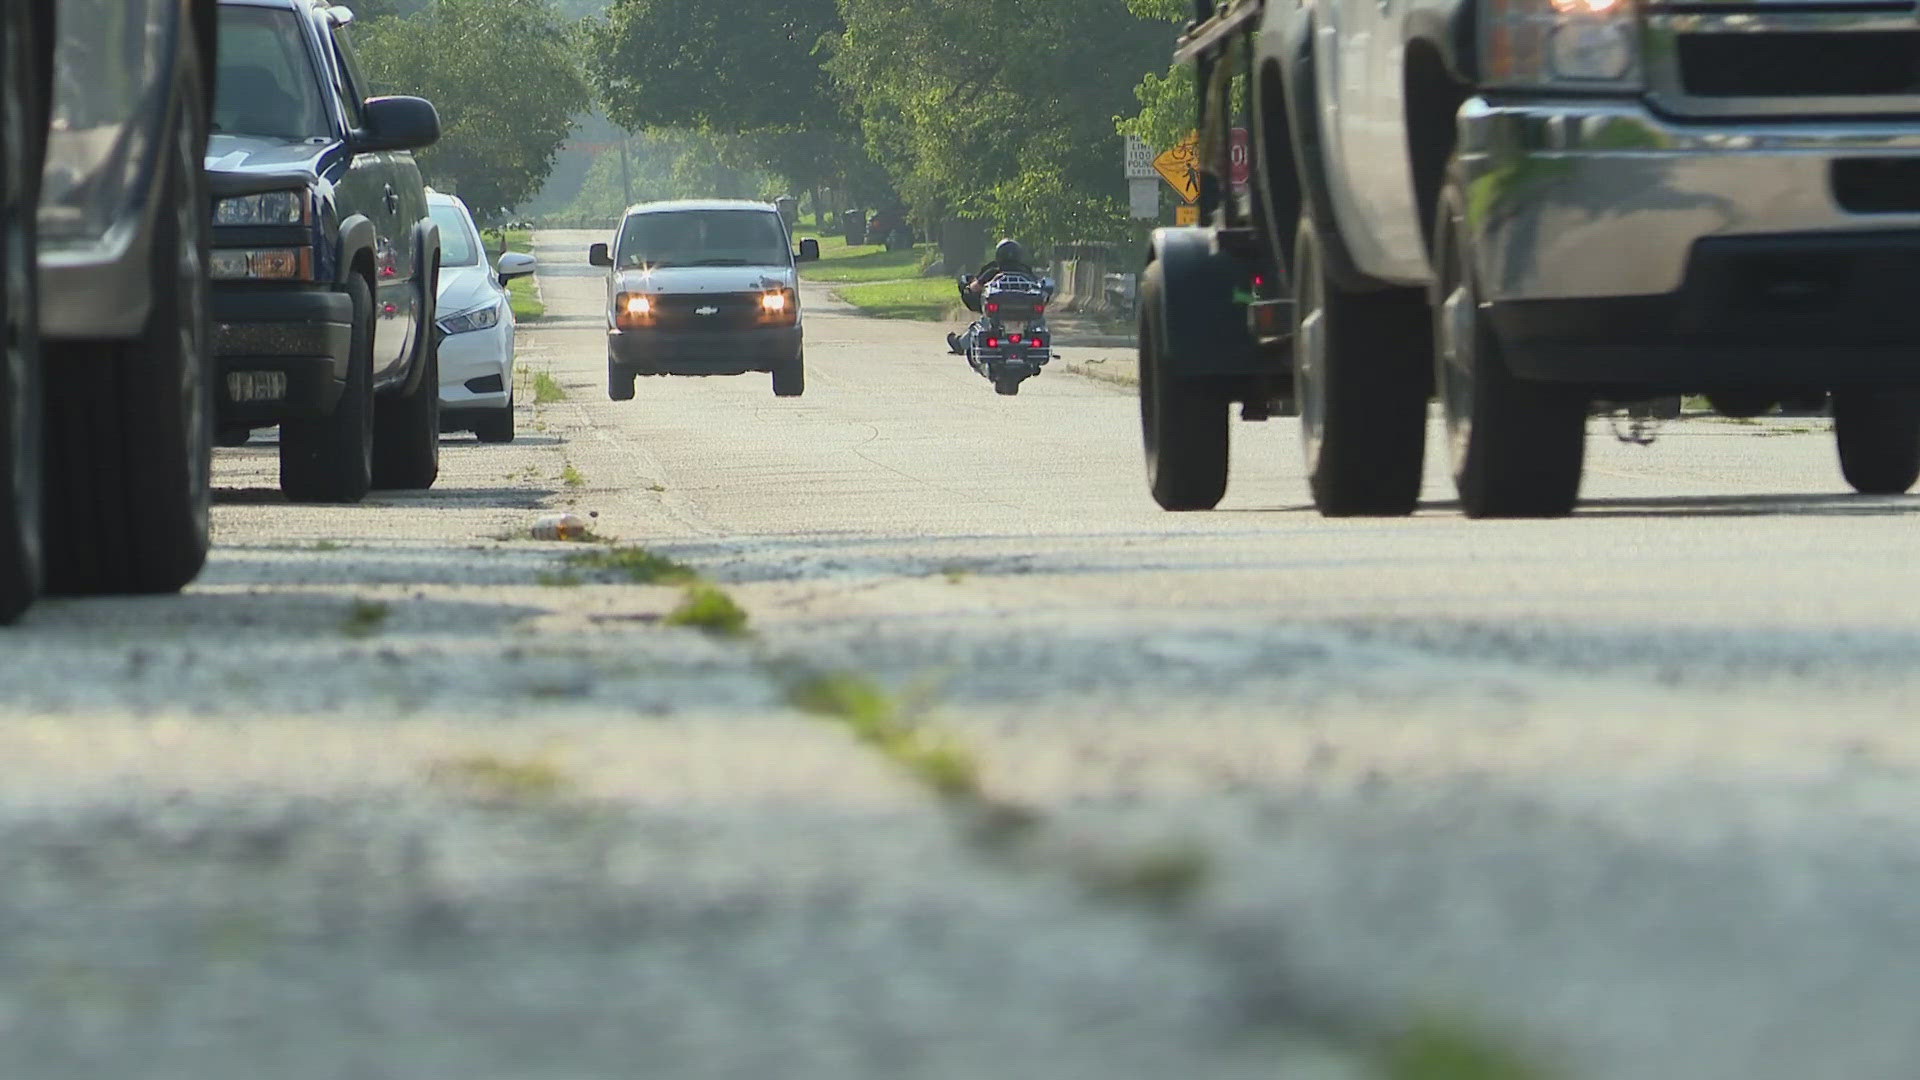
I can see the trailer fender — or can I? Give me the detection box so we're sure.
[1144,228,1261,380]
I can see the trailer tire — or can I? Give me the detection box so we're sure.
[1292,215,1427,516]
[1833,388,1920,495]
[1140,260,1228,511]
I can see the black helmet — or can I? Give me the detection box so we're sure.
[995,239,1025,265]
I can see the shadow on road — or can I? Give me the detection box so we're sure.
[1573,493,1920,518]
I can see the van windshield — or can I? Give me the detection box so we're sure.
[616,210,790,269]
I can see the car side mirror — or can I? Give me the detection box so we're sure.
[796,238,821,263]
[589,243,613,268]
[353,96,440,153]
[497,250,537,282]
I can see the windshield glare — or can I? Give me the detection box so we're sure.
[430,205,482,268]
[616,210,790,269]
[213,8,332,140]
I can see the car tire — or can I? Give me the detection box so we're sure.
[280,275,374,504]
[0,0,45,623]
[994,377,1021,396]
[41,33,213,596]
[1432,180,1586,518]
[1833,388,1920,495]
[371,316,441,491]
[773,354,805,397]
[1139,260,1228,512]
[1293,214,1428,517]
[473,391,515,444]
[609,353,635,401]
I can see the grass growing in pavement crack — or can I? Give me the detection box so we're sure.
[342,599,390,638]
[1377,1018,1553,1080]
[426,753,569,801]
[1071,841,1213,909]
[564,545,697,584]
[665,583,751,638]
[786,671,980,799]
[533,370,567,404]
[561,463,585,488]
[537,571,584,588]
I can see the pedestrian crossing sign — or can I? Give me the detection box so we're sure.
[1153,133,1201,204]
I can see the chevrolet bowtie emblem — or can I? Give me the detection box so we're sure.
[695,306,718,316]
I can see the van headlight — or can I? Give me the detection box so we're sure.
[437,302,502,335]
[213,190,310,226]
[1484,0,1641,88]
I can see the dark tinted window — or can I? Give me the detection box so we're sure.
[212,7,331,140]
[615,210,790,269]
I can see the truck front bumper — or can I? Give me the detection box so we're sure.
[211,288,353,425]
[1460,96,1920,389]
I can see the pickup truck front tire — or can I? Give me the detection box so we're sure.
[0,0,43,623]
[1432,181,1586,518]
[1292,215,1427,516]
[42,32,213,595]
[371,324,441,491]
[280,276,374,504]
[1832,389,1920,495]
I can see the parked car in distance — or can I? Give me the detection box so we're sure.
[3,0,219,625]
[204,0,442,504]
[428,191,532,444]
[591,200,820,401]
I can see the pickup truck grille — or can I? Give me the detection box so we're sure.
[1647,5,1920,117]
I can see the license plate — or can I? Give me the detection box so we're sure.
[227,371,288,403]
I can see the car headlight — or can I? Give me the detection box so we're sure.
[210,247,314,281]
[213,190,310,227]
[437,301,503,335]
[758,287,797,324]
[1483,0,1640,88]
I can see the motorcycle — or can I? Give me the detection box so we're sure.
[955,271,1055,396]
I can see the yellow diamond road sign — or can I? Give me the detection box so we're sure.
[1153,133,1201,204]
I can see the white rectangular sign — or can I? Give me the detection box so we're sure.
[1124,135,1155,179]
[1129,177,1159,219]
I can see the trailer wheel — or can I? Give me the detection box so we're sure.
[1432,180,1585,518]
[1292,215,1426,516]
[1833,388,1920,495]
[1139,260,1228,511]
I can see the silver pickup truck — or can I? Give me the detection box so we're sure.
[1139,0,1920,517]
[2,0,217,623]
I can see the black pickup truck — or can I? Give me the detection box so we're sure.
[205,0,442,504]
[3,0,220,624]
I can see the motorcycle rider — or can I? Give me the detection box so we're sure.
[948,239,1033,354]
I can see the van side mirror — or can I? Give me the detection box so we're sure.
[796,238,820,263]
[589,243,613,268]
[353,96,440,153]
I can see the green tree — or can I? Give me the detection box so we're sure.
[830,0,1172,246]
[356,0,591,221]
[1116,0,1193,154]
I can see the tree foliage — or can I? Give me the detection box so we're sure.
[356,0,591,221]
[829,0,1172,244]
[1115,0,1194,154]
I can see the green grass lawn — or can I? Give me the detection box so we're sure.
[834,279,957,322]
[801,244,932,284]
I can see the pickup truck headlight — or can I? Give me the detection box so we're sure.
[437,302,503,335]
[1484,0,1640,88]
[213,190,311,227]
[210,247,315,282]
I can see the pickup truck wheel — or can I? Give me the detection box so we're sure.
[280,276,374,503]
[1292,216,1426,516]
[772,354,805,397]
[0,0,44,622]
[1139,260,1228,511]
[42,37,213,595]
[609,353,635,401]
[1433,182,1585,518]
[1832,389,1920,495]
[371,326,441,490]
[472,392,515,444]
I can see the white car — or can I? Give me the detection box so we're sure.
[428,191,535,443]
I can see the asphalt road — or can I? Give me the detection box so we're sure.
[6,229,1920,1079]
